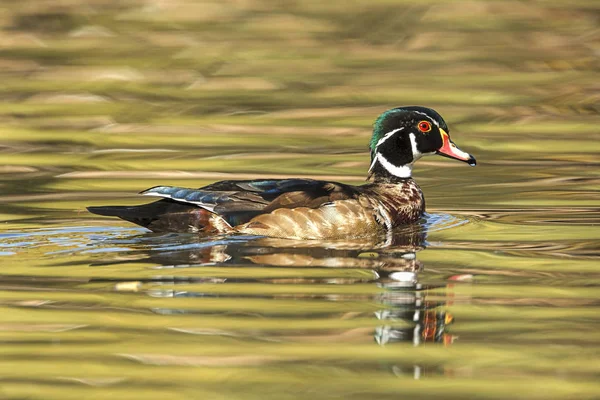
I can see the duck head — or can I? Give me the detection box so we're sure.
[368,106,476,180]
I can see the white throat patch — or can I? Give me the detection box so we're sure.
[375,153,413,178]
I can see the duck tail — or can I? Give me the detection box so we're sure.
[87,205,133,218]
[87,200,234,234]
[87,204,160,229]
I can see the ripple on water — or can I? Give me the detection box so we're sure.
[424,212,471,233]
[0,210,598,399]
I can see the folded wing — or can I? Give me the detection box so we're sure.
[89,178,361,233]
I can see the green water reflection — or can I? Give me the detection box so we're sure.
[1,0,600,399]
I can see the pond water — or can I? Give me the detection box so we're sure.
[1,1,600,399]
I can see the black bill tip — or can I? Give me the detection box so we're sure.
[467,155,477,167]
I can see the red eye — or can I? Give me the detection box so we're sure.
[418,121,432,133]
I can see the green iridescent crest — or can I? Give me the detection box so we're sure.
[370,108,405,153]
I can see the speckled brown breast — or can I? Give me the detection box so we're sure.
[363,179,425,227]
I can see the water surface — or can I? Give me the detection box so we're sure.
[1,1,600,399]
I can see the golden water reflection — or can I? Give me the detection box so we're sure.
[1,0,600,397]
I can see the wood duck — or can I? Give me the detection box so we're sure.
[87,106,476,240]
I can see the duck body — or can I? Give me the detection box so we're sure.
[88,177,424,239]
[88,106,475,239]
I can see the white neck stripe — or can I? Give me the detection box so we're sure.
[375,128,403,148]
[376,153,413,178]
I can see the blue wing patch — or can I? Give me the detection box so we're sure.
[140,186,234,212]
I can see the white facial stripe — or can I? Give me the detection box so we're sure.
[376,153,413,178]
[412,110,439,127]
[409,133,421,161]
[375,128,403,148]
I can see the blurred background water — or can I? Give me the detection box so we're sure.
[1,0,600,399]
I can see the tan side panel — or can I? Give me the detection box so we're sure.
[238,200,383,240]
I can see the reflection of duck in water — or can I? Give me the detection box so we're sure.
[88,107,475,239]
[108,224,454,349]
[142,224,426,271]
[145,235,455,347]
[376,273,455,347]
